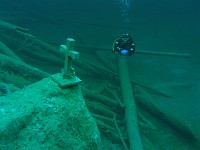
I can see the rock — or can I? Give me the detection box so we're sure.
[0,77,101,150]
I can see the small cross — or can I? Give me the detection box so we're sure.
[51,38,81,87]
[60,38,79,78]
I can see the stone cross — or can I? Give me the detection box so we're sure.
[60,38,79,78]
[51,38,81,87]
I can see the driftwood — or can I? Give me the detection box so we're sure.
[1,29,62,59]
[104,86,125,108]
[138,112,156,130]
[94,118,116,132]
[113,115,129,150]
[94,118,127,143]
[0,71,32,88]
[0,82,20,95]
[91,113,124,125]
[0,54,49,84]
[1,33,63,67]
[77,44,191,58]
[118,56,143,150]
[0,19,62,63]
[133,85,196,141]
[91,50,116,72]
[0,19,28,32]
[85,100,121,119]
[79,58,172,98]
[82,87,120,108]
[0,41,22,61]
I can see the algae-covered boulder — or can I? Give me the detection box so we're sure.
[0,77,101,150]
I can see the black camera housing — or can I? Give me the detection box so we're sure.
[113,33,135,56]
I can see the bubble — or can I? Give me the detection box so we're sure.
[115,0,132,23]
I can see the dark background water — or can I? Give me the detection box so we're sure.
[0,0,199,59]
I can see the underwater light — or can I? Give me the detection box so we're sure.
[112,33,135,56]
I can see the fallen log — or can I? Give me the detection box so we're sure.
[118,56,143,150]
[104,86,125,108]
[0,20,62,60]
[94,118,126,143]
[133,85,197,142]
[92,113,124,125]
[85,100,121,119]
[76,44,191,58]
[0,71,32,88]
[113,115,129,150]
[0,19,28,32]
[0,54,49,84]
[82,87,120,108]
[0,82,20,95]
[0,41,22,61]
[0,32,63,67]
[79,59,172,98]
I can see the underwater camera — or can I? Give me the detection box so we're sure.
[112,33,135,56]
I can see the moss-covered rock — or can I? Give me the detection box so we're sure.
[0,77,101,150]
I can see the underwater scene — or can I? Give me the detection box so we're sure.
[0,0,199,149]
